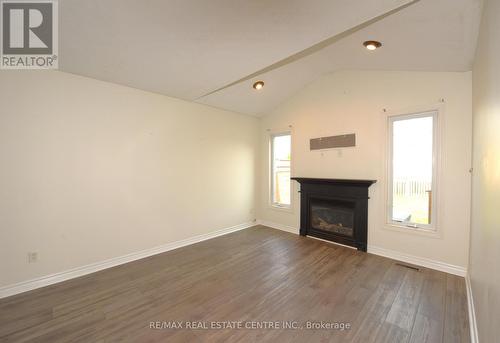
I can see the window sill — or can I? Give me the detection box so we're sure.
[383,223,441,239]
[269,204,293,213]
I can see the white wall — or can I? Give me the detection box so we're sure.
[470,0,500,341]
[259,70,472,269]
[0,71,259,288]
[0,68,474,290]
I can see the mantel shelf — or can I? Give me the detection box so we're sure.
[291,177,377,187]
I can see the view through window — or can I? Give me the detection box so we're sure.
[271,133,291,207]
[389,112,437,228]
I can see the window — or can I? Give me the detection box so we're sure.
[388,111,438,230]
[271,133,291,207]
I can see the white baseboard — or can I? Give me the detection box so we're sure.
[367,245,467,277]
[257,220,298,234]
[0,221,257,299]
[465,274,479,343]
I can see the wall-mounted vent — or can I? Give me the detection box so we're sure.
[310,134,355,150]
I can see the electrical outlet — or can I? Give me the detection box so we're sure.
[28,252,38,263]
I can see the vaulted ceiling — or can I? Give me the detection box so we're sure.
[59,0,482,116]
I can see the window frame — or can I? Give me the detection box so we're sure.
[269,131,292,210]
[386,110,439,232]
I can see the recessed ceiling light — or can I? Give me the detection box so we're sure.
[253,81,265,90]
[363,41,382,51]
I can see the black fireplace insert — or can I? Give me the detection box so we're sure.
[291,178,376,251]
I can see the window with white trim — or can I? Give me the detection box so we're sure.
[270,133,291,208]
[388,111,438,230]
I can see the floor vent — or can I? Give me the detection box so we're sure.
[395,262,421,271]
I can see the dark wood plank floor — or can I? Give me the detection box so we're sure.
[0,225,470,343]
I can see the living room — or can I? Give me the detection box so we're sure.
[0,0,497,342]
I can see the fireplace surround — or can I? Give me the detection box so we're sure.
[291,178,376,251]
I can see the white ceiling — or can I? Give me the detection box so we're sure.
[59,0,482,116]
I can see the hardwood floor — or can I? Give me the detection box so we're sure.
[0,225,470,342]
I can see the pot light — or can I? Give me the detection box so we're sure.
[253,81,265,90]
[363,40,382,51]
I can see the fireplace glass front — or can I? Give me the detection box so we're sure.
[310,198,355,237]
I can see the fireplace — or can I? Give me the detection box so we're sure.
[291,178,376,251]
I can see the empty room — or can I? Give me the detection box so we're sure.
[0,0,498,342]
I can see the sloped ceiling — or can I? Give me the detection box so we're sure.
[59,0,482,116]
